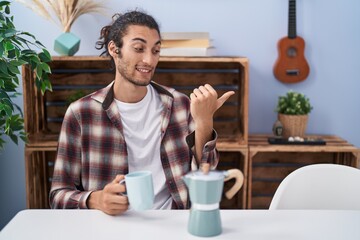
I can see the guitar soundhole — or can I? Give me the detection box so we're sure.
[287,47,297,57]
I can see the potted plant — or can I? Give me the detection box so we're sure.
[0,0,52,150]
[275,90,313,138]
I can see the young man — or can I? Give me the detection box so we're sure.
[49,10,234,215]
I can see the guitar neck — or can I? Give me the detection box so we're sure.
[288,0,297,38]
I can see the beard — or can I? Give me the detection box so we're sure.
[123,75,150,86]
[116,55,154,87]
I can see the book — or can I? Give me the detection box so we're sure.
[161,39,211,48]
[161,32,210,40]
[160,47,216,57]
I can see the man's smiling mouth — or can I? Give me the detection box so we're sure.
[136,67,152,73]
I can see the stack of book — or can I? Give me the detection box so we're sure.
[160,32,216,57]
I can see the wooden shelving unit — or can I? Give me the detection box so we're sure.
[23,56,359,210]
[22,56,249,209]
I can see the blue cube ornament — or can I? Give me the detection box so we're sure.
[54,32,80,56]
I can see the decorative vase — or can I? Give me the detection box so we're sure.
[278,114,308,138]
[54,32,80,56]
[272,119,284,137]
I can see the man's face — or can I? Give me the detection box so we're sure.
[115,25,161,86]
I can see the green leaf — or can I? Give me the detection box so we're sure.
[5,5,10,14]
[4,41,15,51]
[36,66,42,79]
[39,49,52,62]
[40,79,46,93]
[3,77,17,90]
[0,1,10,8]
[2,97,14,109]
[0,75,11,85]
[20,133,28,143]
[44,78,52,92]
[0,42,4,55]
[10,118,24,131]
[4,29,17,38]
[13,102,23,117]
[29,55,40,65]
[7,49,16,58]
[35,40,45,48]
[9,133,18,145]
[0,89,10,100]
[11,36,26,47]
[20,31,36,40]
[35,78,41,89]
[0,61,8,74]
[10,59,27,66]
[12,75,19,85]
[7,63,20,75]
[41,62,51,73]
[21,49,37,56]
[0,103,13,116]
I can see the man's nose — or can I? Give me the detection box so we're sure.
[142,51,158,65]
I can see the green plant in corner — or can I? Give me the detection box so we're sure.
[275,90,313,115]
[0,0,52,150]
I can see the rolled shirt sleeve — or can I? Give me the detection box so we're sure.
[186,129,219,169]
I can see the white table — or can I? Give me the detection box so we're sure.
[1,209,359,240]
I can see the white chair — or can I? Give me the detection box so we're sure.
[269,163,360,210]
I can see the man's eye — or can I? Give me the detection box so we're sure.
[153,49,160,54]
[134,47,144,52]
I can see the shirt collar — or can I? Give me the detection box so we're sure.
[91,81,174,110]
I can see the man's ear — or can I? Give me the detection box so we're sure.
[108,41,118,57]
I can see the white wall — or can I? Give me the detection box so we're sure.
[1,0,359,229]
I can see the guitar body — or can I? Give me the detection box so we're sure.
[273,36,310,83]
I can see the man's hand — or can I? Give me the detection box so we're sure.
[190,84,235,125]
[87,174,129,215]
[190,84,235,162]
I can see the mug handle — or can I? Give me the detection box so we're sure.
[224,169,244,200]
[119,179,127,196]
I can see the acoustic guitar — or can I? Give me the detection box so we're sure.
[273,0,310,83]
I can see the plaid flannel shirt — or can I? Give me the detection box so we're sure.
[49,81,219,209]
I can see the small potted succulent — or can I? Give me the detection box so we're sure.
[275,90,313,138]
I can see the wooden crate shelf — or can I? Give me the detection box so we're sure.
[216,146,248,209]
[22,56,360,211]
[24,56,249,142]
[24,149,57,208]
[248,134,360,209]
[24,147,248,209]
[22,56,249,209]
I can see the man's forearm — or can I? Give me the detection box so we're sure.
[194,120,213,162]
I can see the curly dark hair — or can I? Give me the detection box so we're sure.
[96,10,160,66]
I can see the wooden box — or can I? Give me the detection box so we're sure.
[23,57,114,135]
[24,150,56,208]
[248,134,360,209]
[22,56,249,209]
[216,145,248,209]
[24,148,248,209]
[24,56,248,142]
[156,57,248,144]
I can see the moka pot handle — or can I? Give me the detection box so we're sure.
[224,169,244,199]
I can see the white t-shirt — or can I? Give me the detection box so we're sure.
[115,85,172,209]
